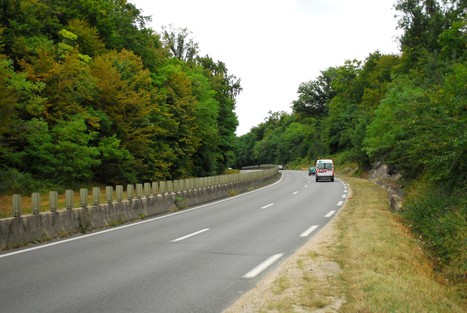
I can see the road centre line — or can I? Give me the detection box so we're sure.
[292,191,298,195]
[300,225,319,237]
[261,203,274,209]
[171,228,210,242]
[243,253,284,278]
[325,211,336,218]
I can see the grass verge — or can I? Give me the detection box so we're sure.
[335,176,465,312]
[225,175,465,312]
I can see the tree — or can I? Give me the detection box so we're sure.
[325,60,362,153]
[22,116,100,184]
[161,26,199,62]
[278,120,314,164]
[185,65,220,176]
[292,67,337,118]
[152,58,201,179]
[91,49,163,181]
[67,19,106,57]
[198,56,241,172]
[395,0,467,72]
[0,58,17,135]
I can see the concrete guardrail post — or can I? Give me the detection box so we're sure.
[12,194,21,217]
[173,180,179,192]
[80,188,88,208]
[32,192,40,215]
[167,181,173,193]
[136,184,143,199]
[50,191,58,212]
[144,183,151,197]
[159,181,166,194]
[65,190,74,210]
[127,184,134,200]
[106,186,113,204]
[93,187,100,205]
[152,182,158,196]
[116,185,123,202]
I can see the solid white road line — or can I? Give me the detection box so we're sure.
[300,225,319,237]
[243,253,284,278]
[325,211,336,218]
[171,228,210,242]
[261,203,274,209]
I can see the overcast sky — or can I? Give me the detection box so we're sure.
[129,0,401,135]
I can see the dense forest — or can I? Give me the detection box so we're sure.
[0,0,241,191]
[236,0,466,284]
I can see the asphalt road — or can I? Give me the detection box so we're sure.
[0,170,348,313]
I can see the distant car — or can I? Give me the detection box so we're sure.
[278,165,284,170]
[308,166,316,175]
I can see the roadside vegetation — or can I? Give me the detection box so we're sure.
[229,174,465,312]
[0,0,240,192]
[235,0,466,291]
[335,176,464,312]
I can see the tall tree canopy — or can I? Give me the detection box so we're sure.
[0,0,241,188]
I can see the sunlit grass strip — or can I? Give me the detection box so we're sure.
[335,176,465,313]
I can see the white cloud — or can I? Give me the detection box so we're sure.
[130,0,400,135]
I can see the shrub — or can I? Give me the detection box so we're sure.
[402,186,466,283]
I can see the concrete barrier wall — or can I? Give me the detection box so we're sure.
[0,172,280,250]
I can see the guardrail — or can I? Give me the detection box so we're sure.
[1,168,279,250]
[9,168,278,217]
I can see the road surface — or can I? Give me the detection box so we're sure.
[0,170,348,313]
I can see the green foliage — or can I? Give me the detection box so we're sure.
[23,116,100,184]
[0,0,241,191]
[292,67,337,118]
[364,78,425,170]
[0,58,17,134]
[0,166,58,195]
[162,26,199,62]
[235,0,466,283]
[402,186,466,282]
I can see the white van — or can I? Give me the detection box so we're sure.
[315,159,334,182]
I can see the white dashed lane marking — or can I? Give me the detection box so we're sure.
[243,253,284,278]
[171,228,210,242]
[300,225,319,237]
